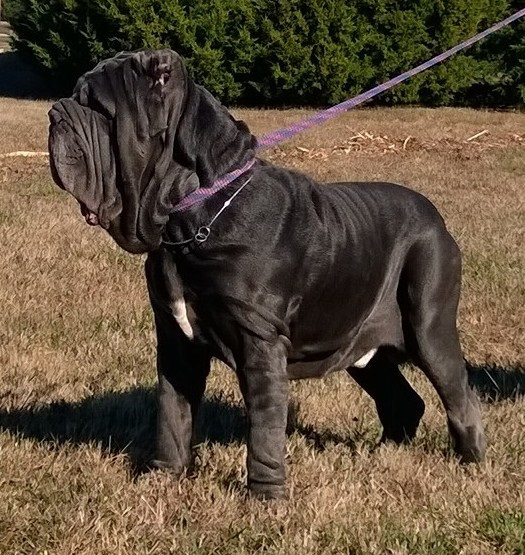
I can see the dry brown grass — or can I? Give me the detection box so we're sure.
[0,98,524,554]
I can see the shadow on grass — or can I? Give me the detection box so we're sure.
[0,361,523,468]
[467,361,525,402]
[0,387,246,472]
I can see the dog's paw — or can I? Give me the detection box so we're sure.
[248,482,286,501]
[148,458,187,476]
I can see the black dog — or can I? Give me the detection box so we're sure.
[48,49,486,499]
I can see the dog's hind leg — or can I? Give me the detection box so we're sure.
[347,350,425,444]
[401,230,486,462]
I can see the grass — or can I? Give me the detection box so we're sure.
[1,98,524,554]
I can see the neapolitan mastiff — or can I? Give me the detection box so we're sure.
[48,49,486,499]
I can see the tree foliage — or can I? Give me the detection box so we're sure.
[4,0,522,106]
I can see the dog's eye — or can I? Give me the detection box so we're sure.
[154,64,172,87]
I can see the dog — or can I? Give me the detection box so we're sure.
[48,49,486,499]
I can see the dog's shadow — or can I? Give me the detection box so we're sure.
[466,361,525,402]
[0,361,523,469]
[0,388,249,472]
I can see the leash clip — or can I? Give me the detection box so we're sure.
[195,226,211,243]
[162,174,253,252]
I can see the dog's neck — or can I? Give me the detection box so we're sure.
[160,82,258,246]
[174,82,257,195]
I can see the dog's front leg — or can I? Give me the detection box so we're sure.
[237,336,289,499]
[151,306,210,474]
[145,253,211,475]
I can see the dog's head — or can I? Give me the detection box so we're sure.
[49,49,256,253]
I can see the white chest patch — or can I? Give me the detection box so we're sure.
[171,298,194,340]
[353,348,378,368]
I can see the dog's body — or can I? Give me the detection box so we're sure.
[49,50,486,499]
[154,166,453,379]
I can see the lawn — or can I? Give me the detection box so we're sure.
[0,98,524,554]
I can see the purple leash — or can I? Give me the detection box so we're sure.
[172,158,256,212]
[171,7,525,214]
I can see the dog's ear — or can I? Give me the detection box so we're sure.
[151,61,173,89]
[175,82,257,185]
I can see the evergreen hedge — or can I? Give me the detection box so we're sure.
[4,0,524,106]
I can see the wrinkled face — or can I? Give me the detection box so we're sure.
[49,100,121,229]
[48,49,188,253]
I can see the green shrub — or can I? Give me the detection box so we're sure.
[469,0,525,106]
[3,0,521,106]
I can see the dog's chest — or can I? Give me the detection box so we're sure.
[169,296,198,340]
[150,253,202,340]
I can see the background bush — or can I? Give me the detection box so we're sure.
[3,0,524,107]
